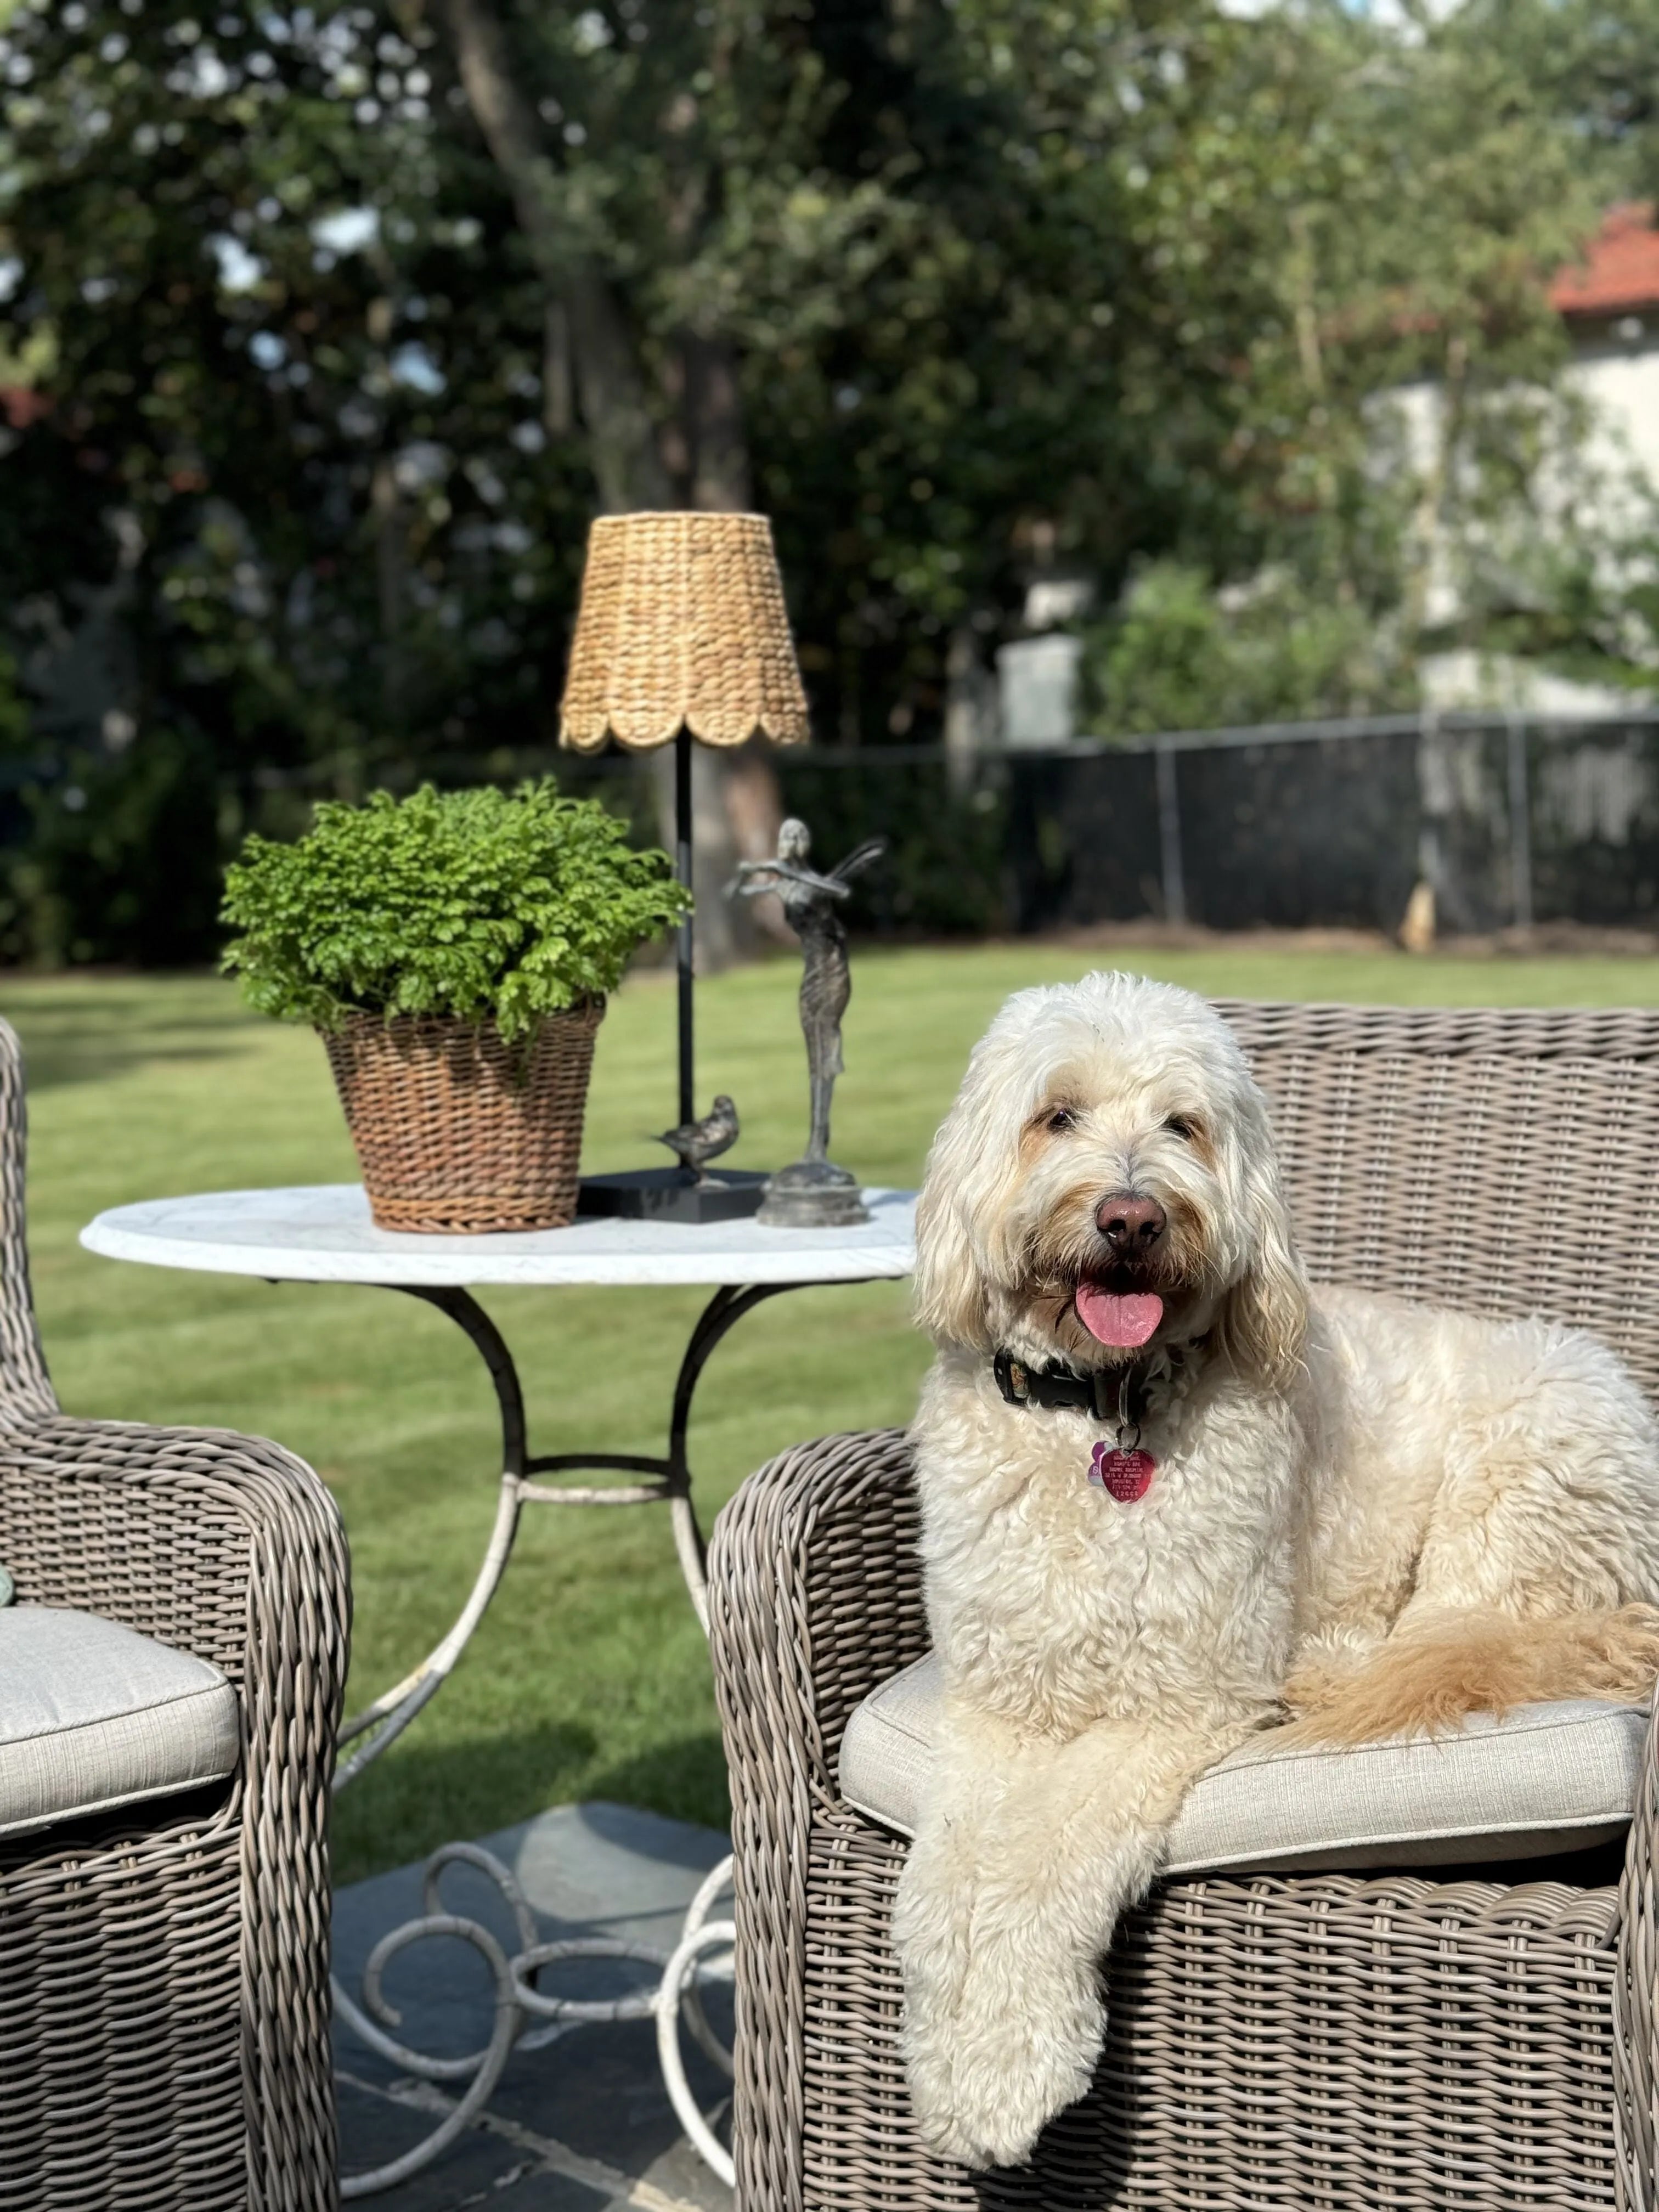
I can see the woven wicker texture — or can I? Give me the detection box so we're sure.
[1217,998,1659,1403]
[0,1013,54,1419]
[558,511,811,752]
[0,1018,351,2210]
[322,1004,603,1233]
[708,999,1659,2212]
[1621,1673,1659,2207]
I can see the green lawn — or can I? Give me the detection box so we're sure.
[10,936,1659,1883]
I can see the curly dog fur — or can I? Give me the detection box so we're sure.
[895,972,1659,2169]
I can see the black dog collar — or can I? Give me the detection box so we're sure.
[993,1350,1152,1428]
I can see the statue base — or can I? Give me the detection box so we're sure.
[757,1158,870,1229]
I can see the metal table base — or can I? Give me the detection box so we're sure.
[333,1280,802,2196]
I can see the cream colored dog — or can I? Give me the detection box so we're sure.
[895,970,1659,2170]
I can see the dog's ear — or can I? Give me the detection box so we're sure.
[1217,1102,1308,1386]
[911,1082,1007,1350]
[912,1177,990,1348]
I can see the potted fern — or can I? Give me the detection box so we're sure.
[221,781,688,1232]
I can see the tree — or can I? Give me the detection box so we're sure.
[1082,0,1656,732]
[0,0,1299,956]
[3,0,1654,961]
[0,0,611,956]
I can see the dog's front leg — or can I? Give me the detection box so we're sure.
[894,1706,1245,2172]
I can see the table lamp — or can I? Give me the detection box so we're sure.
[560,510,810,1221]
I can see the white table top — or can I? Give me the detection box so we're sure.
[80,1183,918,1289]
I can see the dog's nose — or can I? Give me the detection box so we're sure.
[1096,1193,1167,1252]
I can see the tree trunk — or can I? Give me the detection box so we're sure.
[563,271,674,511]
[1402,331,1469,673]
[681,331,753,512]
[370,455,407,734]
[434,0,670,511]
[679,331,779,944]
[542,296,572,438]
[651,737,788,969]
[944,622,994,796]
[437,0,786,967]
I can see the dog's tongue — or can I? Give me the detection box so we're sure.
[1075,1285,1164,1348]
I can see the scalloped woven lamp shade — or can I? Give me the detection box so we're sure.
[558,511,810,1215]
[560,511,810,752]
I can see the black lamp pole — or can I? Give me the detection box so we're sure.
[675,726,695,1127]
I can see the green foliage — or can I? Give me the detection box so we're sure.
[1085,562,1414,738]
[0,0,603,943]
[1,727,222,968]
[3,0,1659,972]
[220,782,689,1038]
[1198,0,1651,705]
[777,755,1008,935]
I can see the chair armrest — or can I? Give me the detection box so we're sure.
[0,1412,350,1684]
[0,1413,351,2208]
[708,1426,926,1807]
[708,1428,924,2212]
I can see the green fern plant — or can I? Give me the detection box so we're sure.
[221,782,689,1042]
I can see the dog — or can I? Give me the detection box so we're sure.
[894,970,1659,2170]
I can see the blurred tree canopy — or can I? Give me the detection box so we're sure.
[0,0,1655,958]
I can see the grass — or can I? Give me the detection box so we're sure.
[10,935,1659,1883]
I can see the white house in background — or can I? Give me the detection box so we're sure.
[996,630,1085,746]
[961,207,1659,746]
[1415,202,1659,712]
[1552,202,1659,484]
[996,579,1093,747]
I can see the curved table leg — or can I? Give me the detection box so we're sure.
[334,1277,806,2193]
[335,1289,528,1787]
[665,1282,798,1626]
[522,1279,802,1628]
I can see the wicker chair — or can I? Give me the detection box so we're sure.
[708,1000,1659,2212]
[0,1017,351,2212]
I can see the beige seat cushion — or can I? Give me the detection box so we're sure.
[0,1606,240,1840]
[839,1651,1647,1874]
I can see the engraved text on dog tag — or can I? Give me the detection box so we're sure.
[1088,1441,1155,1502]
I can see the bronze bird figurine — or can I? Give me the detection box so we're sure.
[654,1094,740,1182]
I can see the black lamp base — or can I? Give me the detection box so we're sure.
[575,1166,770,1224]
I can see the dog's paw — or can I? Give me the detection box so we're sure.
[918,2101,1046,2172]
[904,1949,1104,2171]
[917,2049,1098,2170]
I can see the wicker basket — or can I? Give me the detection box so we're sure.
[321,1004,605,1233]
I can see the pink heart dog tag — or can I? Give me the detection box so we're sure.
[1089,1442,1155,1502]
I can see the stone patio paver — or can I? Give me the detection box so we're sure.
[332,1802,734,2212]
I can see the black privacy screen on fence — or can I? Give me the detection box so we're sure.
[772,712,1659,938]
[1005,727,1423,934]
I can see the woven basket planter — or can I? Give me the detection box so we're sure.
[321,1004,605,1233]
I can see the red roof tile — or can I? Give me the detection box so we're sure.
[1551,203,1659,318]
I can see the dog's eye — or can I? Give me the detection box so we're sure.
[1164,1114,1196,1141]
[1044,1105,1076,1133]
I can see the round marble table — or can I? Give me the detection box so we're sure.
[81,1181,918,2194]
[82,1178,917,1289]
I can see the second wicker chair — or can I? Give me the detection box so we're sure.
[0,1017,351,2212]
[709,1000,1659,2212]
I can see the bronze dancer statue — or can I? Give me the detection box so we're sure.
[730,818,885,1226]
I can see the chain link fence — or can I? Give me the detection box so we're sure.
[115,709,1659,952]
[769,712,1659,939]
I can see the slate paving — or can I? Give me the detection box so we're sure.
[332,1803,735,2211]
